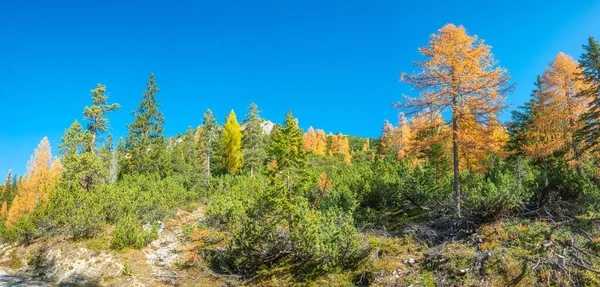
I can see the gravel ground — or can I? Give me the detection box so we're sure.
[0,269,51,287]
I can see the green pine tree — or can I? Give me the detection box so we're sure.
[267,110,308,252]
[242,103,268,176]
[99,134,117,183]
[268,110,306,173]
[59,120,105,190]
[122,73,170,177]
[83,84,120,153]
[170,127,203,190]
[198,109,221,180]
[576,37,600,153]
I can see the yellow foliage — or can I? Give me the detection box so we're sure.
[316,172,332,195]
[222,110,244,174]
[6,137,62,227]
[393,113,411,159]
[524,52,590,170]
[303,127,327,155]
[362,139,370,152]
[0,201,7,219]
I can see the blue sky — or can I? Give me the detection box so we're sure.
[1,0,599,177]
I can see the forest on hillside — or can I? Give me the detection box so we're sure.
[1,24,600,286]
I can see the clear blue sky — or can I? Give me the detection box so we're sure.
[1,0,599,177]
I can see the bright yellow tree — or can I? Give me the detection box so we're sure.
[399,24,512,216]
[222,110,244,174]
[303,126,317,153]
[303,127,327,155]
[0,201,7,219]
[314,129,327,156]
[330,133,352,164]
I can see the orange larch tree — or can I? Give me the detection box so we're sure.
[399,24,512,216]
[524,53,589,172]
[303,126,317,153]
[314,129,327,156]
[0,201,7,219]
[330,133,352,164]
[394,113,411,159]
[6,137,62,227]
[362,139,370,152]
[303,127,327,156]
[523,52,590,172]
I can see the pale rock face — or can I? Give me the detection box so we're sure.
[240,119,275,135]
[261,120,275,135]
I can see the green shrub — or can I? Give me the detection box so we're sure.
[206,175,367,280]
[111,214,158,250]
[46,185,104,239]
[462,158,534,221]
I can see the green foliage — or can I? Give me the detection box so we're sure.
[0,170,19,210]
[46,185,104,239]
[576,37,600,153]
[83,83,120,152]
[59,120,106,191]
[346,135,369,152]
[461,157,535,221]
[170,127,204,192]
[7,37,600,285]
[198,109,222,180]
[122,261,132,276]
[205,174,366,280]
[268,110,306,173]
[121,73,170,178]
[242,103,268,176]
[102,174,193,223]
[111,213,158,250]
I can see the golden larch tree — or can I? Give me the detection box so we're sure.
[524,52,589,172]
[303,127,327,155]
[0,201,7,219]
[362,139,370,152]
[6,137,62,227]
[330,133,352,164]
[314,129,327,156]
[394,113,411,159]
[303,126,317,153]
[408,109,448,160]
[399,24,512,216]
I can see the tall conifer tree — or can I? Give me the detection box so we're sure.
[222,110,243,174]
[122,73,169,177]
[576,37,600,153]
[399,24,512,216]
[242,103,267,176]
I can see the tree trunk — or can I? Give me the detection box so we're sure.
[250,166,254,177]
[453,113,461,217]
[91,132,97,154]
[567,91,582,175]
[206,152,211,182]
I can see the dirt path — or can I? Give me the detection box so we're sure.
[0,206,205,287]
[144,206,204,285]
